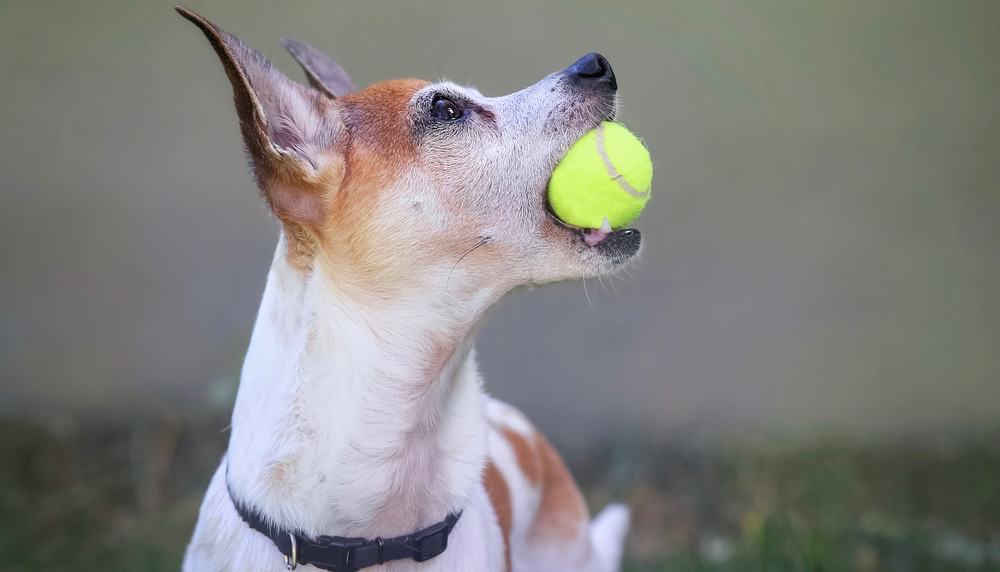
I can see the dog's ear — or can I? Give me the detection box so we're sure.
[281,37,357,98]
[176,7,344,228]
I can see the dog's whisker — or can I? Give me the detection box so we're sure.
[582,276,594,307]
[607,273,621,296]
[451,234,490,246]
[596,274,609,294]
[447,235,492,289]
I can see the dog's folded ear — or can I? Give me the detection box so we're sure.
[281,37,356,98]
[176,7,344,228]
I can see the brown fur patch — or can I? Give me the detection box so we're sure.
[319,79,430,289]
[501,427,542,486]
[339,78,428,174]
[483,461,513,572]
[533,432,589,541]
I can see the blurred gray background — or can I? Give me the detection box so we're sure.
[2,0,998,452]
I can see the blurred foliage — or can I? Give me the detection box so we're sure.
[0,418,997,571]
[0,418,212,571]
[614,441,1000,571]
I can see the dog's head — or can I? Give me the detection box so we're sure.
[179,8,641,300]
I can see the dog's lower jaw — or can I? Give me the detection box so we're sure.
[220,233,496,541]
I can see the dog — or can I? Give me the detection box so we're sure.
[177,7,639,571]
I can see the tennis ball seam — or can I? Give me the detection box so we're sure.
[595,123,649,199]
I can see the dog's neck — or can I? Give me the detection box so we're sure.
[226,234,497,539]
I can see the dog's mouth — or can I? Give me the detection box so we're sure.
[545,203,642,261]
[542,103,641,261]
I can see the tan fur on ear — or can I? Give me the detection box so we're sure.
[176,7,346,261]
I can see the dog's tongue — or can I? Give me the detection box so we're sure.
[582,218,612,247]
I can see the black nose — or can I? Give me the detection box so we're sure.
[565,53,617,90]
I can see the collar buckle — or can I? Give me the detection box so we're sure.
[283,533,298,570]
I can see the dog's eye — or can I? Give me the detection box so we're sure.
[430,96,463,121]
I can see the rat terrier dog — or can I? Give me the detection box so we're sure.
[177,8,638,572]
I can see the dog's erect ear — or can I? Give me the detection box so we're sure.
[281,37,357,98]
[176,7,344,227]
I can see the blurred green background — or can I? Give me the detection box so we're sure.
[1,1,998,570]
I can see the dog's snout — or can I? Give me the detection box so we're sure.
[565,53,617,91]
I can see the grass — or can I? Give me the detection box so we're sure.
[0,417,997,571]
[609,441,1000,571]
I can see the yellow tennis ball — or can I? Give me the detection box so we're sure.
[547,121,652,229]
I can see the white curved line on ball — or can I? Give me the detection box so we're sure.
[595,123,649,199]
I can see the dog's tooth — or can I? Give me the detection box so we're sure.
[583,218,612,247]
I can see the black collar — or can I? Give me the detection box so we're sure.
[227,480,461,571]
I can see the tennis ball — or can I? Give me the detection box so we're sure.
[547,121,652,230]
